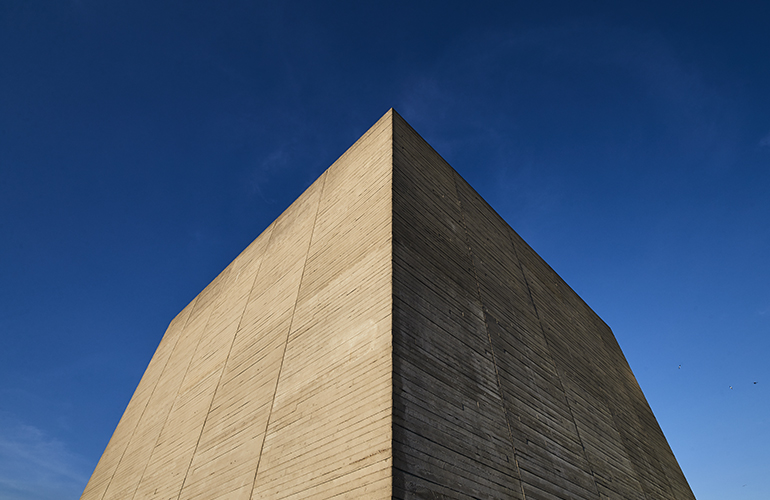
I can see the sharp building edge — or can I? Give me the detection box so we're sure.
[82,109,694,499]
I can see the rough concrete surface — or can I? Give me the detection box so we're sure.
[82,110,694,499]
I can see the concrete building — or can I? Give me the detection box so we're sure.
[82,109,695,499]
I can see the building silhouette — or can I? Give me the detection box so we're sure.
[82,109,695,499]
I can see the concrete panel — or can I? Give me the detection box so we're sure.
[250,109,392,500]
[81,300,195,500]
[392,112,524,500]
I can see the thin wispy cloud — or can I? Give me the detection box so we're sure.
[247,143,296,205]
[0,412,90,500]
[760,131,770,148]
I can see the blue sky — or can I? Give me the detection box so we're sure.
[1,1,768,498]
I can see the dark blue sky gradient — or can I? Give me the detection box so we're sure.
[1,2,769,498]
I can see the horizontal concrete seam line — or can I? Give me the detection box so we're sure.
[392,465,492,500]
[393,440,522,487]
[254,450,392,493]
[261,460,392,499]
[248,418,387,472]
[264,473,390,500]
[248,170,328,500]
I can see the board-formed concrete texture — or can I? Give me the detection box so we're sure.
[82,109,695,499]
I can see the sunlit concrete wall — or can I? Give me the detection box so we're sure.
[82,111,393,500]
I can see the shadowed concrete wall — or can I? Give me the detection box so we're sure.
[83,110,694,499]
[391,112,694,500]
